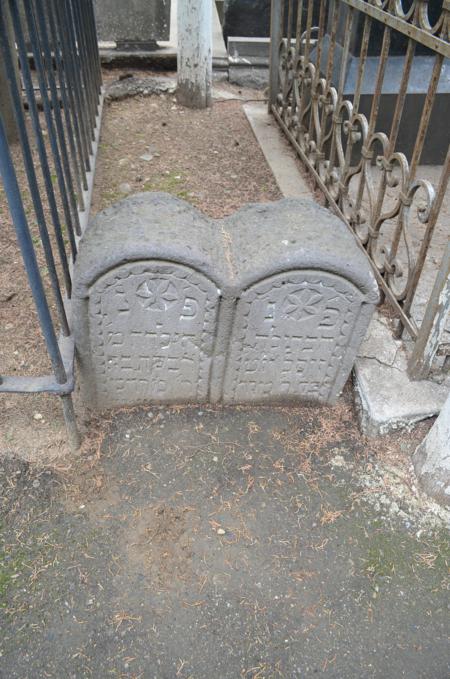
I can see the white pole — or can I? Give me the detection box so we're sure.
[177,0,212,109]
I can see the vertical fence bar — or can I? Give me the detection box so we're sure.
[403,147,450,323]
[317,0,339,158]
[408,239,450,379]
[0,2,71,331]
[7,0,73,294]
[0,116,67,382]
[38,0,84,210]
[21,0,81,243]
[341,13,373,182]
[87,0,103,107]
[60,0,93,166]
[51,0,91,180]
[302,0,314,62]
[32,0,83,220]
[71,0,96,137]
[409,53,444,180]
[84,0,102,103]
[326,4,354,179]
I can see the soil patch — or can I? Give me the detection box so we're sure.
[0,397,448,678]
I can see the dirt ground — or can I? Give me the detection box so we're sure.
[0,396,449,678]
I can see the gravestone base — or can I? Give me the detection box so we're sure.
[73,193,379,410]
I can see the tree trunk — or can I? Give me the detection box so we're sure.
[177,0,212,109]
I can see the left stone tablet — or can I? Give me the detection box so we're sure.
[88,262,219,407]
[72,193,225,409]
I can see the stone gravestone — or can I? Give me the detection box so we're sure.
[88,262,219,407]
[222,201,379,404]
[93,0,170,50]
[73,193,379,409]
[73,194,227,409]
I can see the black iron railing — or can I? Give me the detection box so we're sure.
[0,0,103,448]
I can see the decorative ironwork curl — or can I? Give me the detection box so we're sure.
[272,0,449,338]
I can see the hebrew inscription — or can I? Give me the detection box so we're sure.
[73,194,379,409]
[88,262,219,408]
[223,271,363,404]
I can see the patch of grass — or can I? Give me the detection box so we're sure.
[101,189,122,202]
[363,537,399,578]
[144,170,190,200]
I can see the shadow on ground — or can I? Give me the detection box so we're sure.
[1,398,449,678]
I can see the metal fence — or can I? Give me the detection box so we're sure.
[0,0,103,448]
[269,0,450,379]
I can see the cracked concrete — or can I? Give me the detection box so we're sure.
[354,312,450,436]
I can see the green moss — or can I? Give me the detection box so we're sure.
[360,524,450,589]
[363,536,401,578]
[143,171,185,195]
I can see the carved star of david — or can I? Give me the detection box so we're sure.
[282,288,323,321]
[136,278,178,310]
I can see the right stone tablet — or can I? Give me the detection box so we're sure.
[222,200,379,405]
[223,270,365,404]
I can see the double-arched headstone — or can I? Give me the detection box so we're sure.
[73,193,379,409]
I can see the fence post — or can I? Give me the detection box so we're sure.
[408,239,450,379]
[268,0,282,112]
[0,1,19,142]
[177,0,212,109]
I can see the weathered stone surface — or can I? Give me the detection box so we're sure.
[73,193,378,409]
[105,75,176,102]
[413,392,450,508]
[88,262,219,408]
[94,0,170,45]
[223,271,364,404]
[222,201,379,404]
[228,65,269,90]
[73,193,226,409]
[354,311,449,436]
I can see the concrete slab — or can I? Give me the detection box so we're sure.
[413,391,450,507]
[354,312,450,437]
[243,103,312,199]
[229,65,269,89]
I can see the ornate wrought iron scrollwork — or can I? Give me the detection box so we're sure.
[272,0,449,357]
